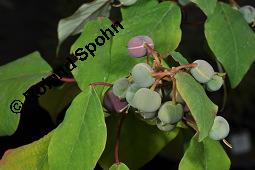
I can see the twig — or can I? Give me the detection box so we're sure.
[172,78,177,104]
[150,79,161,91]
[114,115,125,163]
[183,116,198,132]
[144,43,161,67]
[89,82,113,88]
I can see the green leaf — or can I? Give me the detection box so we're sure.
[179,136,230,170]
[99,113,179,170]
[0,131,53,170]
[58,0,110,45]
[190,0,217,16]
[205,3,255,88]
[109,163,130,170]
[170,51,189,65]
[71,18,115,91]
[175,72,218,141]
[39,83,81,123]
[121,0,158,19]
[0,52,52,136]
[48,87,107,170]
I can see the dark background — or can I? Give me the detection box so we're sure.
[0,0,255,169]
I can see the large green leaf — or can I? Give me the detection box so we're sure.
[99,113,179,170]
[179,135,230,170]
[205,2,255,88]
[71,18,114,91]
[0,131,52,170]
[58,0,110,45]
[48,87,107,170]
[190,0,217,16]
[175,72,218,141]
[0,52,52,136]
[39,83,81,123]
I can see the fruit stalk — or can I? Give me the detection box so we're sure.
[114,115,125,163]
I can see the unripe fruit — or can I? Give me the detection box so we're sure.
[103,90,128,113]
[140,111,157,119]
[131,63,155,88]
[132,88,162,112]
[206,75,223,92]
[109,162,129,170]
[120,0,138,6]
[128,36,154,57]
[113,78,130,98]
[190,60,215,83]
[178,0,190,6]
[156,121,176,131]
[239,5,255,24]
[158,101,183,124]
[209,116,230,140]
[125,83,140,107]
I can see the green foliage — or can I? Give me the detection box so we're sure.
[58,0,110,46]
[71,18,113,92]
[99,113,179,170]
[170,51,189,65]
[179,135,230,170]
[0,132,52,170]
[190,0,217,16]
[0,52,52,136]
[39,83,81,123]
[48,88,107,170]
[175,72,218,141]
[205,3,255,88]
[1,0,255,169]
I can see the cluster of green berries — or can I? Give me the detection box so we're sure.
[190,60,224,92]
[103,35,229,141]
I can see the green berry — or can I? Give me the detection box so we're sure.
[190,60,215,83]
[132,88,162,112]
[109,162,129,170]
[206,75,223,92]
[156,120,176,131]
[113,78,130,98]
[125,83,140,107]
[209,116,230,140]
[131,63,155,88]
[140,111,157,119]
[158,101,183,124]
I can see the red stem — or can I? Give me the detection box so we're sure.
[114,115,125,163]
[58,77,76,83]
[90,82,113,88]
[172,78,177,104]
